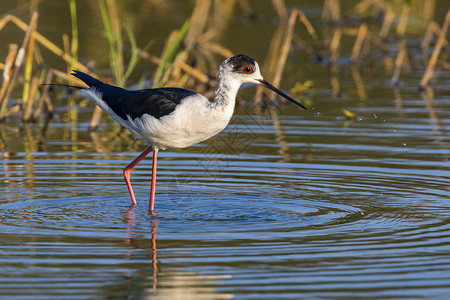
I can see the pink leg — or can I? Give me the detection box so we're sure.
[123,146,153,205]
[149,149,158,212]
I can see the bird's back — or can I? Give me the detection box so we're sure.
[72,70,198,120]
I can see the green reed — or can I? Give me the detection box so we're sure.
[152,18,191,88]
[98,0,152,87]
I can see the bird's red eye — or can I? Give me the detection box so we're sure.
[243,66,253,73]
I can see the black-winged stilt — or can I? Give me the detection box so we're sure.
[72,54,306,212]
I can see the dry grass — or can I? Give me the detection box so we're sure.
[0,0,448,126]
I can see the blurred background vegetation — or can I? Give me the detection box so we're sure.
[0,0,448,127]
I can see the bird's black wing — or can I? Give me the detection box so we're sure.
[106,88,198,120]
[72,70,197,120]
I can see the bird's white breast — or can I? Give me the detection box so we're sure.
[126,94,235,150]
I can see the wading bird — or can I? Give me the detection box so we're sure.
[73,54,306,212]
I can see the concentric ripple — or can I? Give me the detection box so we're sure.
[0,193,363,236]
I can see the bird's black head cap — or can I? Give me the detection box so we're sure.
[226,54,257,74]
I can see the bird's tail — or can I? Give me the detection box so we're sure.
[40,70,106,91]
[70,70,127,98]
[71,70,109,89]
[41,71,128,104]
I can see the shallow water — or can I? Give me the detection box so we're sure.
[1,0,450,298]
[1,74,449,298]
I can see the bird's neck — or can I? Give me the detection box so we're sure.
[213,75,241,106]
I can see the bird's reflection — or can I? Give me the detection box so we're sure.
[123,206,158,289]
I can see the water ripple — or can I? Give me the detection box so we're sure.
[1,85,450,298]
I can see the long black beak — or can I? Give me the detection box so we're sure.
[258,79,307,110]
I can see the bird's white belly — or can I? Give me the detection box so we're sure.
[126,95,234,150]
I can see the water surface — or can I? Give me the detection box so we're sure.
[1,1,450,299]
[1,77,449,298]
